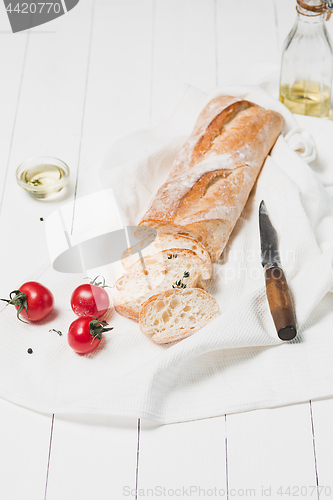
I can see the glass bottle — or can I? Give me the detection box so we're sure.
[279,0,333,118]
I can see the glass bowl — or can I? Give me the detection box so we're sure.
[16,156,70,199]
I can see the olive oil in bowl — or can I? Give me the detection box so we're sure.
[16,157,70,199]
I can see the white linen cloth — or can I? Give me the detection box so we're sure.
[1,81,333,424]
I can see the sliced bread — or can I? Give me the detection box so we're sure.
[139,288,219,344]
[121,233,212,275]
[114,248,210,322]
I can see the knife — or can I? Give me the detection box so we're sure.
[259,200,297,341]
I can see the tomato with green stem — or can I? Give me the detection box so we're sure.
[67,316,113,354]
[1,281,54,322]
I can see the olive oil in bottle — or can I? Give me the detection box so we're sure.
[279,80,331,118]
[279,0,333,119]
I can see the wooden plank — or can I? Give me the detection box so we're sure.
[45,415,138,500]
[45,2,154,498]
[308,399,333,494]
[273,0,333,486]
[0,0,94,293]
[135,9,224,496]
[71,0,154,202]
[138,417,227,497]
[226,403,318,496]
[0,27,29,210]
[216,0,279,85]
[0,2,98,499]
[151,0,216,123]
[0,2,96,498]
[0,0,98,496]
[0,398,52,500]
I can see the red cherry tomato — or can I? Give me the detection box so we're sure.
[70,284,110,319]
[68,316,113,354]
[1,281,54,322]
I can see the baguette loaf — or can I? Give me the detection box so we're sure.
[139,288,219,344]
[139,95,284,262]
[113,248,211,322]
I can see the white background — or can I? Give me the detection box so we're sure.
[1,1,333,499]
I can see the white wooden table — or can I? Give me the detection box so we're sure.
[1,1,333,498]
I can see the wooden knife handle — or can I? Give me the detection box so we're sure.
[265,266,297,341]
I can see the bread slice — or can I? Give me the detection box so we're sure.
[121,233,212,275]
[114,248,210,322]
[139,288,219,344]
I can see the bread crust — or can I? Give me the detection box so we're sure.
[113,299,140,322]
[139,95,284,262]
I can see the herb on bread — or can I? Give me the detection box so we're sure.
[172,271,190,289]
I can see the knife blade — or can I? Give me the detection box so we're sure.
[259,200,297,341]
